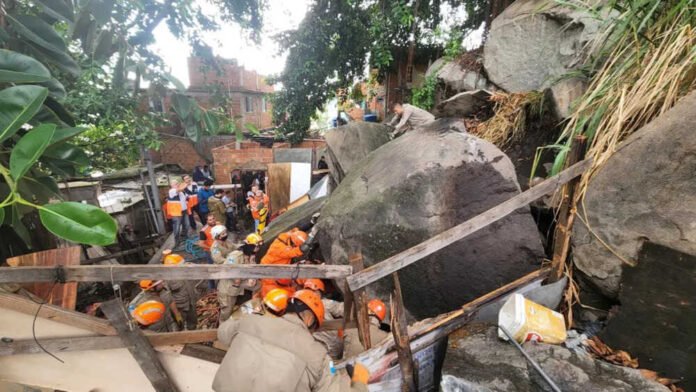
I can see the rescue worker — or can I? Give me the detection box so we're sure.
[254,200,268,235]
[303,278,345,360]
[208,188,227,226]
[240,233,263,264]
[213,289,370,392]
[210,225,245,321]
[343,299,390,359]
[129,279,180,332]
[162,253,199,330]
[166,179,188,245]
[388,102,435,137]
[183,174,199,230]
[198,214,218,289]
[263,287,290,316]
[197,179,215,222]
[259,229,310,298]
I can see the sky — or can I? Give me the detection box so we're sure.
[152,0,312,86]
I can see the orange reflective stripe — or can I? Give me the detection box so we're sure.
[187,194,199,208]
[166,200,183,217]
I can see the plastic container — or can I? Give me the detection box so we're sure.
[363,113,378,122]
[498,293,567,344]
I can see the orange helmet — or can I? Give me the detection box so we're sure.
[139,280,162,291]
[288,229,308,247]
[264,288,290,314]
[303,278,325,293]
[163,253,184,265]
[292,289,325,326]
[368,299,387,322]
[131,300,165,326]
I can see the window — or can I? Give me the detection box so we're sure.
[148,97,164,113]
[245,96,253,113]
[261,97,268,112]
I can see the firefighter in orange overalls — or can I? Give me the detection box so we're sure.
[259,229,310,298]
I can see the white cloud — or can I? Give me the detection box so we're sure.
[151,0,311,86]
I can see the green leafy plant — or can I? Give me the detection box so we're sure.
[410,72,439,110]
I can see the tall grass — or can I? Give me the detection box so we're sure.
[474,91,545,148]
[544,0,696,197]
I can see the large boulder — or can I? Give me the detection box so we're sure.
[316,119,545,319]
[441,325,669,392]
[572,92,696,298]
[324,122,392,184]
[426,57,491,94]
[483,0,604,115]
[433,90,492,118]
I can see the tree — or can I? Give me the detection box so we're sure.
[0,0,263,250]
[272,0,494,142]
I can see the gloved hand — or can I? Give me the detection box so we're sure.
[347,363,370,385]
[174,313,184,329]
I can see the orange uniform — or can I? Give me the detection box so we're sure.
[259,233,304,297]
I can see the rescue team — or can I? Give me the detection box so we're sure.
[128,214,388,390]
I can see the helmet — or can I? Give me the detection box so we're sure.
[288,230,308,247]
[131,300,165,326]
[211,225,227,240]
[368,299,387,322]
[303,278,325,293]
[139,280,162,291]
[264,288,290,314]
[245,233,263,245]
[292,289,325,326]
[163,253,184,265]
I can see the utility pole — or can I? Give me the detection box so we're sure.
[141,145,166,235]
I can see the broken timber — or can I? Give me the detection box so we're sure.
[346,159,592,291]
[0,263,353,283]
[101,299,179,392]
[350,254,372,350]
[391,272,417,391]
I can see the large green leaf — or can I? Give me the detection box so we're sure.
[0,85,49,143]
[50,126,87,145]
[0,207,4,226]
[35,0,75,24]
[44,96,75,126]
[0,49,51,83]
[10,123,56,180]
[40,78,67,101]
[39,201,116,245]
[5,205,31,246]
[25,41,81,77]
[171,93,194,119]
[6,14,68,55]
[43,142,90,167]
[18,176,61,204]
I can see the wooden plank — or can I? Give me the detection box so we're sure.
[148,233,175,265]
[0,330,218,356]
[318,318,357,331]
[346,159,592,291]
[339,267,551,368]
[0,292,116,336]
[180,344,226,364]
[268,162,292,212]
[391,272,416,391]
[7,247,81,310]
[350,254,372,350]
[100,299,179,392]
[0,263,353,284]
[549,135,588,282]
[83,244,157,265]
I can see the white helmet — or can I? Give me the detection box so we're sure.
[211,225,227,240]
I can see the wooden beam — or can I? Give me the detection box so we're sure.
[148,233,175,264]
[83,243,158,265]
[391,272,417,391]
[180,343,226,364]
[0,330,218,356]
[346,159,591,291]
[350,254,372,350]
[0,292,116,336]
[100,299,179,392]
[549,135,588,282]
[319,319,357,331]
[0,263,353,284]
[339,267,550,368]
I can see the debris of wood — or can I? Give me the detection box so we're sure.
[197,292,220,330]
[585,336,639,368]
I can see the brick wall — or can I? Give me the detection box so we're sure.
[154,135,239,172]
[212,142,274,184]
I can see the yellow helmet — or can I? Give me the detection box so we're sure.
[264,288,290,314]
[245,233,263,245]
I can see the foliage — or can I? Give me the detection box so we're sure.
[538,0,696,195]
[272,0,491,142]
[410,72,439,110]
[473,91,544,148]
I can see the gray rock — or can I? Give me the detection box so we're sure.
[426,58,491,94]
[257,197,327,259]
[324,122,392,184]
[483,0,603,93]
[572,91,696,298]
[433,90,492,118]
[441,325,669,392]
[549,77,588,118]
[316,119,545,318]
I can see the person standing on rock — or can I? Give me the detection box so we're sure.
[388,102,435,137]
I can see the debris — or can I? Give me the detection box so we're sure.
[585,336,639,368]
[498,293,567,344]
[196,292,220,330]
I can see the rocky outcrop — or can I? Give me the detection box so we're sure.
[572,92,696,298]
[323,122,392,184]
[433,90,492,119]
[484,0,604,116]
[441,325,670,392]
[426,58,491,94]
[316,119,545,319]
